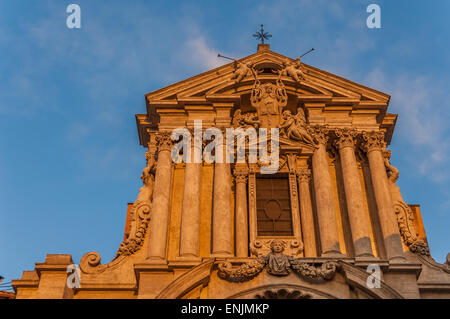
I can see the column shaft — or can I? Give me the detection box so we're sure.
[363,132,405,261]
[234,169,248,257]
[179,161,202,258]
[311,129,342,256]
[336,129,374,257]
[147,134,173,261]
[297,169,317,257]
[212,162,233,256]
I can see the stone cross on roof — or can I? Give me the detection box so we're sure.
[253,24,272,44]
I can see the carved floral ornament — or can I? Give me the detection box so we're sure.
[361,131,386,153]
[156,132,173,153]
[233,167,248,184]
[255,289,312,299]
[297,168,312,183]
[384,152,430,256]
[218,239,340,283]
[334,128,358,150]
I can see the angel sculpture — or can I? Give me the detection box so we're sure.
[279,58,305,83]
[231,61,254,83]
[136,151,156,202]
[280,108,316,145]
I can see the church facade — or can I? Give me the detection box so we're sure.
[12,44,450,299]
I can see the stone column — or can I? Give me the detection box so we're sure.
[297,168,317,257]
[212,142,233,256]
[234,166,248,257]
[362,131,405,261]
[179,143,202,259]
[335,129,374,257]
[147,132,173,261]
[311,127,342,256]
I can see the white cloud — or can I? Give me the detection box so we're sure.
[184,36,225,70]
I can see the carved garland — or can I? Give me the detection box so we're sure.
[218,258,266,283]
[218,240,339,283]
[218,258,339,283]
[290,260,339,281]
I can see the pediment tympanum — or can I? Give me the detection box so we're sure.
[137,45,396,148]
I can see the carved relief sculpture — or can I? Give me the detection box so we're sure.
[250,77,287,128]
[384,151,430,256]
[231,61,253,83]
[232,109,260,128]
[265,240,292,276]
[280,108,316,145]
[218,240,339,283]
[255,289,312,299]
[290,260,339,282]
[279,58,305,82]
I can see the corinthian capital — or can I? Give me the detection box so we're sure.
[310,125,329,145]
[297,168,311,183]
[233,167,248,184]
[156,132,173,153]
[334,128,358,150]
[361,131,386,153]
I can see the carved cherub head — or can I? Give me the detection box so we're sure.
[270,240,286,254]
[282,109,291,119]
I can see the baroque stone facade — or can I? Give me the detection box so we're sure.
[12,44,450,299]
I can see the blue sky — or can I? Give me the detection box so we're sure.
[1,0,449,283]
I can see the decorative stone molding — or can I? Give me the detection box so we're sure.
[117,150,155,257]
[80,150,156,273]
[415,252,450,275]
[394,201,430,256]
[384,154,430,256]
[117,201,151,256]
[249,239,303,258]
[334,128,358,150]
[361,131,386,153]
[218,240,338,283]
[255,288,312,299]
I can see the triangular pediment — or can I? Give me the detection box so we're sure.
[137,46,397,147]
[145,48,390,107]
